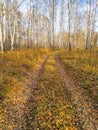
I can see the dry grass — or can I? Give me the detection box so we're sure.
[32,55,77,130]
[59,48,98,105]
[0,49,50,108]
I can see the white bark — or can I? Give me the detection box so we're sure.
[68,0,72,50]
[0,0,6,51]
[0,24,3,51]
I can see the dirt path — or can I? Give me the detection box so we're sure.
[0,53,98,130]
[0,56,48,130]
[56,55,98,130]
[30,55,77,130]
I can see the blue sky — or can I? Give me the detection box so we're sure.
[19,0,98,32]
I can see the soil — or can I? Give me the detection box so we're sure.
[0,56,48,130]
[0,54,98,130]
[56,55,98,130]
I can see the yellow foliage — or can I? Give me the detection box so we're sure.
[32,55,77,130]
[0,49,50,105]
[59,48,98,104]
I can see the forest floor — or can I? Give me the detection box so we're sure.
[56,55,98,130]
[0,51,98,130]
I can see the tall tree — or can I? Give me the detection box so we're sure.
[0,0,6,51]
[67,0,72,50]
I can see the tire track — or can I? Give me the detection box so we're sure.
[30,55,78,130]
[56,55,98,130]
[0,56,48,130]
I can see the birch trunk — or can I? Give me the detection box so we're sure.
[0,24,3,51]
[1,0,6,51]
[68,0,72,51]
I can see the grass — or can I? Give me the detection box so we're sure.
[0,49,50,108]
[59,48,98,105]
[32,55,77,130]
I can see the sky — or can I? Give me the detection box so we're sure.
[19,0,98,32]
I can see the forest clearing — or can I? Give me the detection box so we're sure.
[0,0,98,130]
[0,49,98,130]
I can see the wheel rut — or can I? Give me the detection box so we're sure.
[1,53,97,130]
[56,55,98,130]
[0,56,48,130]
[29,55,78,130]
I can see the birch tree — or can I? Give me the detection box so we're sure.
[67,0,72,50]
[7,0,26,50]
[60,0,65,48]
[0,0,6,51]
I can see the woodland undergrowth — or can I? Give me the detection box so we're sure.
[59,49,98,106]
[0,49,50,108]
[31,55,78,130]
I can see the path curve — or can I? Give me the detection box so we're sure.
[56,55,98,130]
[0,56,48,130]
